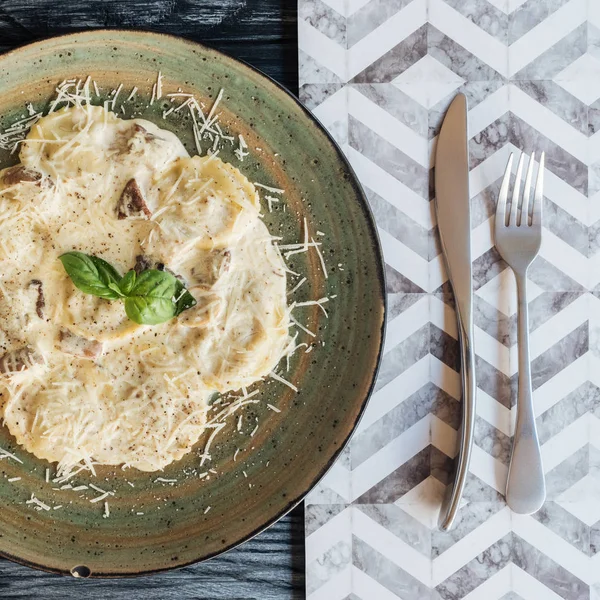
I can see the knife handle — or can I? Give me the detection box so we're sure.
[438,313,476,531]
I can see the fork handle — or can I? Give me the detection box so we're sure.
[506,272,546,514]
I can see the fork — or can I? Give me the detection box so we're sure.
[494,151,546,515]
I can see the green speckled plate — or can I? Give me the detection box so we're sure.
[0,30,385,577]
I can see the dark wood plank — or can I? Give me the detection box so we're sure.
[0,1,303,598]
[0,0,299,93]
[0,506,305,599]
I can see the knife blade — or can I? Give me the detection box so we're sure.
[434,93,476,531]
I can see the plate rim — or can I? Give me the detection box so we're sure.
[0,27,387,578]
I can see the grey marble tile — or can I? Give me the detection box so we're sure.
[433,281,455,308]
[538,382,599,444]
[511,23,587,80]
[589,444,600,480]
[431,386,462,430]
[429,80,508,140]
[347,0,414,48]
[532,502,590,554]
[300,0,346,46]
[589,161,600,196]
[435,534,512,599]
[588,97,600,137]
[589,294,600,359]
[364,186,430,259]
[544,199,589,256]
[306,539,351,595]
[306,485,350,506]
[474,294,513,346]
[471,177,501,228]
[590,23,600,61]
[356,504,431,556]
[355,447,431,504]
[432,502,506,558]
[300,0,596,595]
[589,219,600,257]
[300,84,348,146]
[513,80,588,136]
[529,256,586,292]
[589,521,600,556]
[353,535,435,599]
[373,325,429,392]
[509,0,574,44]
[545,446,588,500]
[300,83,346,110]
[385,263,427,294]
[442,0,508,44]
[531,322,588,390]
[473,247,506,291]
[462,473,505,503]
[475,355,513,409]
[351,24,427,83]
[512,534,588,600]
[305,504,348,537]
[510,116,588,196]
[430,324,460,373]
[349,115,429,197]
[299,49,344,85]
[473,292,578,349]
[428,24,507,82]
[350,382,458,468]
[474,416,512,466]
[469,113,511,170]
[351,83,428,137]
[530,292,584,331]
[387,292,427,321]
[430,445,455,487]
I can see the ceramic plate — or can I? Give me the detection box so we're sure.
[0,30,385,577]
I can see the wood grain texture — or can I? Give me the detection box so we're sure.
[0,507,305,599]
[0,1,303,598]
[0,0,299,92]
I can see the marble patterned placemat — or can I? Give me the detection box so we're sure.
[299,1,600,598]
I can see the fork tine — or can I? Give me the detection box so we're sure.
[497,153,513,227]
[509,152,525,226]
[532,152,545,226]
[520,152,535,227]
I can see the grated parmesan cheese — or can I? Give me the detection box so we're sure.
[0,71,330,497]
[269,371,298,393]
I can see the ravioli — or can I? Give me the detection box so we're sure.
[0,105,290,473]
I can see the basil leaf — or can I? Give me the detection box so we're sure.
[119,270,137,295]
[107,282,125,297]
[59,253,197,326]
[124,296,176,325]
[123,270,180,325]
[127,269,180,299]
[89,255,122,288]
[59,252,122,300]
[174,279,197,316]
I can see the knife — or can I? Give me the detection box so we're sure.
[434,93,476,531]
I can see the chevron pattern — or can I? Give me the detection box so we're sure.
[300,1,600,598]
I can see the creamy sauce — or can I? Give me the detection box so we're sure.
[0,105,290,473]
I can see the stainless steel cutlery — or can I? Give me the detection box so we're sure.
[434,93,476,531]
[435,93,546,529]
[495,151,546,514]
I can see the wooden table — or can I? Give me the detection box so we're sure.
[0,2,304,598]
